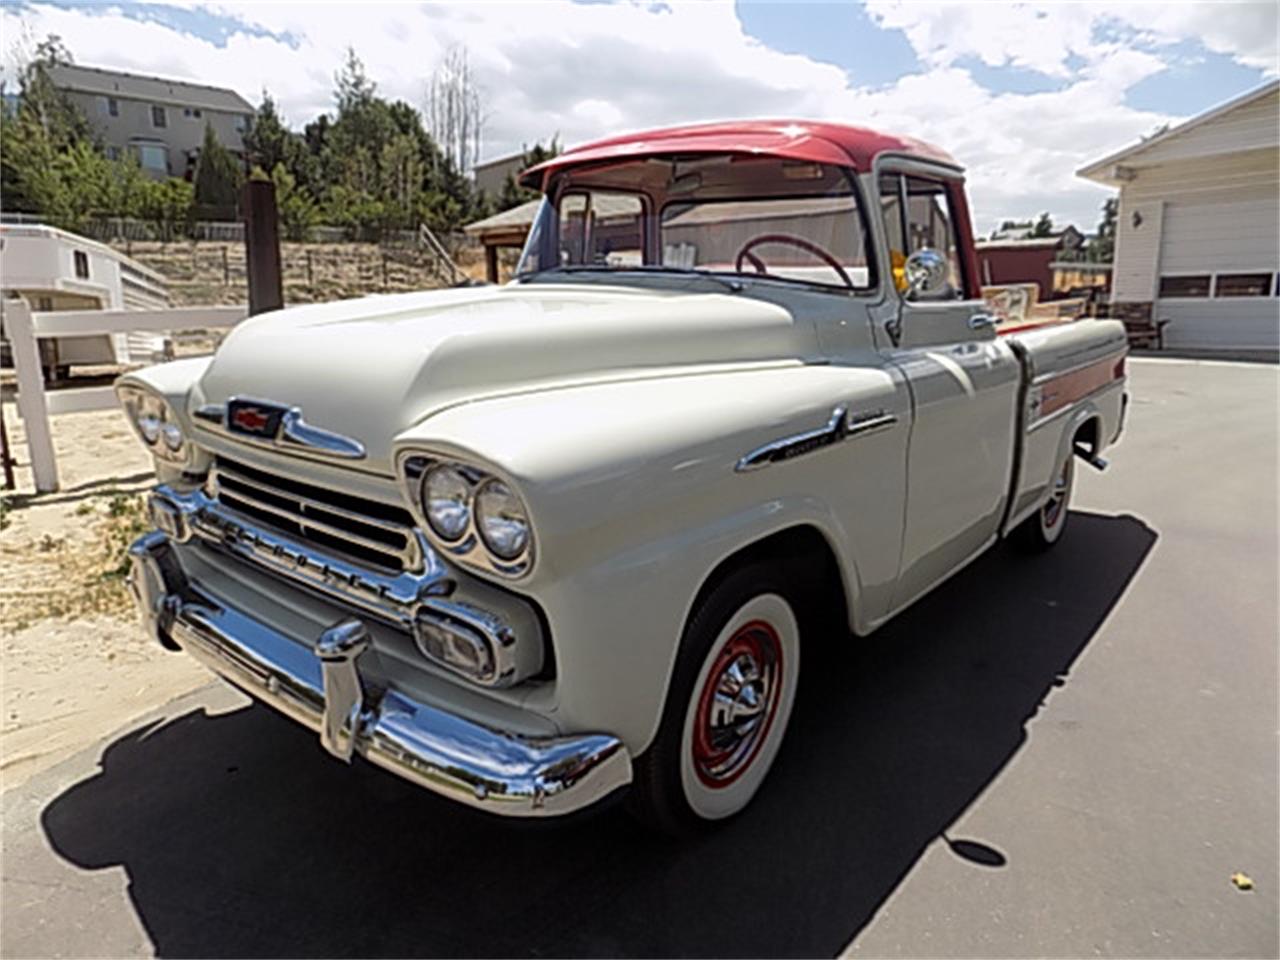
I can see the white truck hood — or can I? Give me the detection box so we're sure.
[193,282,820,472]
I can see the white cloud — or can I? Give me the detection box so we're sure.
[1,0,1268,233]
[866,1,1279,78]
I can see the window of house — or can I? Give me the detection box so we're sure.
[103,96,119,117]
[184,107,203,119]
[1214,273,1273,297]
[73,250,90,279]
[878,172,966,298]
[36,296,53,312]
[137,144,168,174]
[104,145,120,161]
[235,114,248,133]
[151,105,167,128]
[1158,275,1211,298]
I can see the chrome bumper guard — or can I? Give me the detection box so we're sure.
[127,529,632,816]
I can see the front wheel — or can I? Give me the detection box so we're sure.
[1014,452,1074,551]
[628,564,801,834]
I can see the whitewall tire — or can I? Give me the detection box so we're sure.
[628,563,802,834]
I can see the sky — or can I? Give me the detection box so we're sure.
[2,0,1276,233]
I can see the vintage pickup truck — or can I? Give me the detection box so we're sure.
[121,120,1128,832]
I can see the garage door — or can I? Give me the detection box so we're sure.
[1157,198,1279,351]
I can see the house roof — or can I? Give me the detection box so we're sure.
[520,119,956,189]
[975,237,1064,251]
[1078,80,1280,184]
[464,199,542,237]
[47,63,253,114]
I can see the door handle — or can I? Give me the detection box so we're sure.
[969,313,999,331]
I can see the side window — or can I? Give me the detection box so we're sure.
[557,191,644,268]
[878,173,965,299]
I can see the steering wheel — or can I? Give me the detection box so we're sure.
[734,233,854,289]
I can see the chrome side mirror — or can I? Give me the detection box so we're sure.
[904,248,949,300]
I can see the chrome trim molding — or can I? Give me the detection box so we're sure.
[737,406,848,472]
[193,398,367,461]
[1030,348,1126,386]
[127,531,631,816]
[1026,377,1124,433]
[845,408,898,438]
[151,486,541,688]
[395,452,536,580]
[736,405,898,472]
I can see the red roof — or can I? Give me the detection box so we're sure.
[520,119,958,189]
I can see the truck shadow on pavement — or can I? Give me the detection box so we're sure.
[40,511,1157,959]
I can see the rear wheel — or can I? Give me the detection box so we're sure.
[1014,452,1074,551]
[628,564,801,834]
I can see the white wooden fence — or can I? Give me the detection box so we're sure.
[3,298,248,493]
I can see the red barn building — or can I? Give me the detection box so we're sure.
[976,226,1084,300]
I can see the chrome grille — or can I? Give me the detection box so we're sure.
[211,457,421,573]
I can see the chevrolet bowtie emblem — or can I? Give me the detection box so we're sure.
[216,397,367,460]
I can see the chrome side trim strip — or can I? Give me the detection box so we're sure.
[845,410,898,438]
[1031,348,1126,386]
[128,531,630,816]
[736,406,848,472]
[736,405,898,472]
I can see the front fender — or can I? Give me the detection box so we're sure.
[393,361,909,752]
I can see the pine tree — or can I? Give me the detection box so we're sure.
[192,122,243,219]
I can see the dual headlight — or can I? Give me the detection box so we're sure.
[407,457,534,576]
[117,384,189,464]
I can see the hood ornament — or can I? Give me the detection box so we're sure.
[194,398,367,461]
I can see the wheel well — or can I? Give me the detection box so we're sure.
[1073,416,1100,456]
[689,525,849,640]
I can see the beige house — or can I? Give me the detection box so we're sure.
[1079,81,1279,353]
[472,151,527,200]
[47,63,254,180]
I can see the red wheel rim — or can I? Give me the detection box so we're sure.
[691,619,783,789]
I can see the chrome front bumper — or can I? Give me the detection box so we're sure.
[127,529,632,817]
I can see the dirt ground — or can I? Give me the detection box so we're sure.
[0,406,209,790]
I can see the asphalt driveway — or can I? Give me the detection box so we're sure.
[2,357,1276,958]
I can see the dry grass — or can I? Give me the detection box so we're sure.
[0,489,149,630]
[113,238,476,307]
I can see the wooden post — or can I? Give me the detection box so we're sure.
[382,252,389,289]
[242,179,283,315]
[0,399,16,490]
[485,244,499,284]
[2,299,59,492]
[222,245,230,285]
[306,249,314,290]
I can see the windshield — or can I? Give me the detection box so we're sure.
[515,154,876,291]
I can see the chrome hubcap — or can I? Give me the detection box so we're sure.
[692,620,782,788]
[1043,459,1070,528]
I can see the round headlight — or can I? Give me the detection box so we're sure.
[475,479,530,560]
[137,414,162,445]
[422,464,471,541]
[160,422,184,452]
